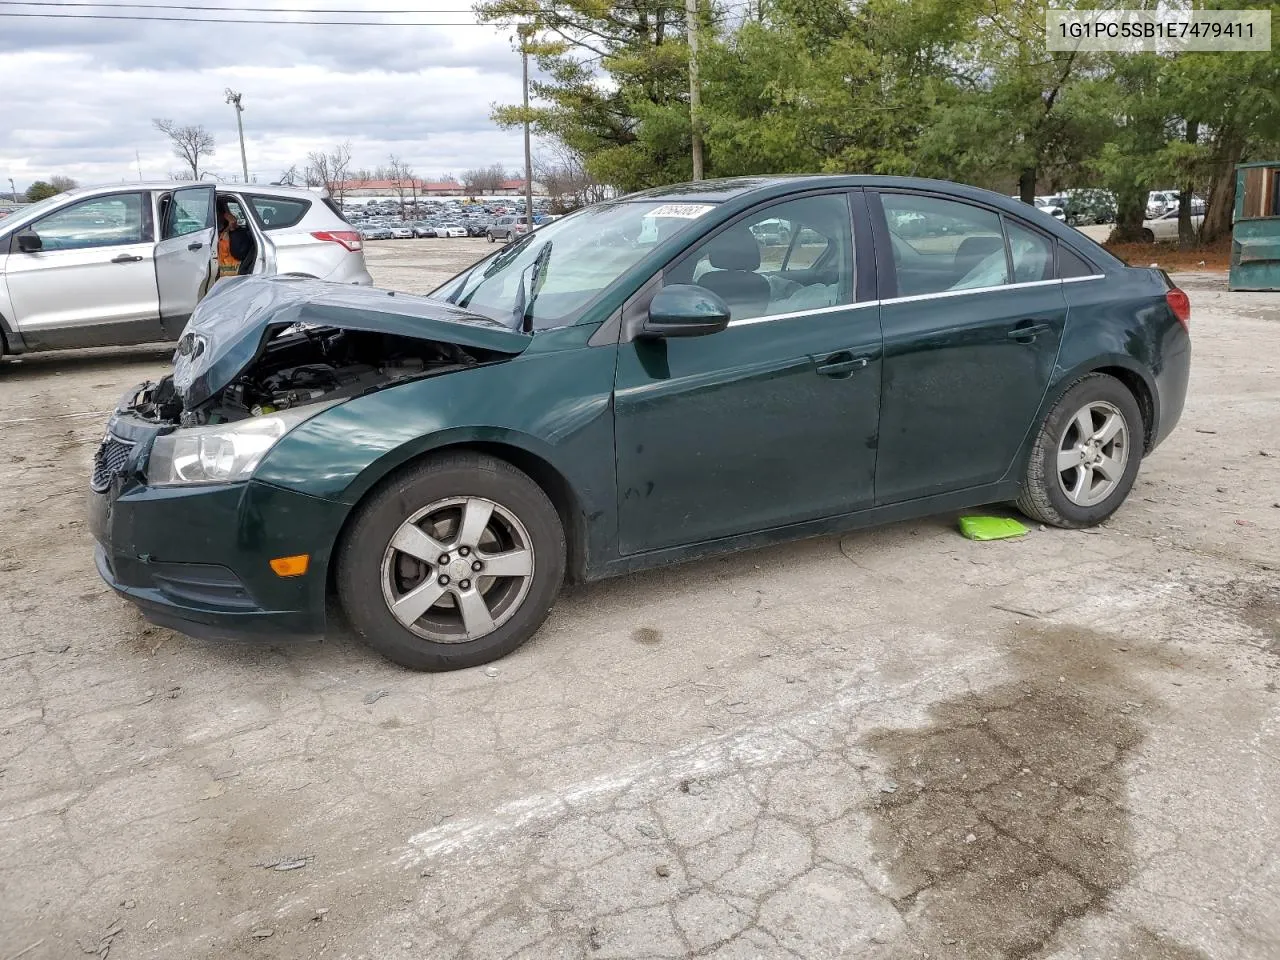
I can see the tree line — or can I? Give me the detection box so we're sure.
[479,0,1280,245]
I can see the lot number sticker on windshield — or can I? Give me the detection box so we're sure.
[647,203,716,219]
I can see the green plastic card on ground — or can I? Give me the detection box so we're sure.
[958,515,1030,541]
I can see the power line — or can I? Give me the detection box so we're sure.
[0,12,493,24]
[0,0,695,12]
[0,1,523,11]
[1,1,741,28]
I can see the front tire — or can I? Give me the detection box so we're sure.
[337,452,566,671]
[1016,373,1144,529]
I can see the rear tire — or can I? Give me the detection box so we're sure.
[337,452,565,671]
[1140,227,1155,243]
[1016,373,1144,529]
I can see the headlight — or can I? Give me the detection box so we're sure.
[146,403,335,486]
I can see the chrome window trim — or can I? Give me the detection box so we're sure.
[884,277,1062,305]
[728,300,875,327]
[722,274,1107,327]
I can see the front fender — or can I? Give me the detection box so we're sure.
[254,338,620,567]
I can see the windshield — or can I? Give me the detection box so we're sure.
[431,200,718,330]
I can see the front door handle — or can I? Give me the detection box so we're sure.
[1007,321,1051,342]
[111,254,144,264]
[812,351,871,378]
[187,241,204,251]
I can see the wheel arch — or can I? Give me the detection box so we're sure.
[328,438,589,603]
[1093,364,1156,451]
[0,308,22,356]
[1041,357,1159,453]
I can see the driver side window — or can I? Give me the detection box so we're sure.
[668,194,855,322]
[26,193,151,252]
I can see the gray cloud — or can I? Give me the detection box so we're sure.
[1,0,539,190]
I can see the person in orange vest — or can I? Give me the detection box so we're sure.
[217,197,252,279]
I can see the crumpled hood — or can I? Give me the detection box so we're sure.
[172,276,532,408]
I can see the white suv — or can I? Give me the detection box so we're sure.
[0,182,371,360]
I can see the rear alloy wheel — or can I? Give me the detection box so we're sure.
[1016,373,1144,528]
[338,453,565,670]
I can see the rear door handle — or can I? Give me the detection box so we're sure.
[111,254,144,264]
[812,351,871,378]
[187,241,204,251]
[1007,321,1051,342]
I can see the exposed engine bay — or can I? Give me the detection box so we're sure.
[126,325,503,425]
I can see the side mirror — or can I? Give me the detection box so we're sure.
[16,230,42,253]
[642,284,731,338]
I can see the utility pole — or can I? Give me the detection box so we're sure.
[686,0,703,180]
[519,24,535,233]
[136,148,143,182]
[225,88,250,184]
[8,178,16,203]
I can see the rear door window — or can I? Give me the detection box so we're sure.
[880,194,1008,295]
[247,195,310,230]
[1004,219,1053,282]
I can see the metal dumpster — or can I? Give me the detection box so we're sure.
[1229,160,1280,291]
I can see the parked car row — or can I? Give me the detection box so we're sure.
[356,213,563,244]
[343,195,561,245]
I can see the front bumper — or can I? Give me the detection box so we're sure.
[90,414,350,643]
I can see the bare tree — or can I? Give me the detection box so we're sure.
[49,174,79,193]
[534,144,604,211]
[153,118,215,180]
[304,141,352,202]
[461,164,507,196]
[387,155,411,220]
[277,164,301,186]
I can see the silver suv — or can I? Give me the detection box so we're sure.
[487,215,529,243]
[0,182,372,359]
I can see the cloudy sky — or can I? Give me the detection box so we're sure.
[1,1,537,192]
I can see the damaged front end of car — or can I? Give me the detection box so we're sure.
[88,277,535,642]
[94,277,532,490]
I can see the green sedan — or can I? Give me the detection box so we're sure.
[89,176,1191,670]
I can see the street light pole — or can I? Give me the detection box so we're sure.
[8,178,16,203]
[686,0,703,180]
[225,89,250,183]
[519,24,535,233]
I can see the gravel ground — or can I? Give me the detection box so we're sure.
[1,241,1277,960]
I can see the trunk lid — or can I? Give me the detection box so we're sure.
[173,276,531,408]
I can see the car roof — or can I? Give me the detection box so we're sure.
[62,181,329,200]
[621,174,1080,211]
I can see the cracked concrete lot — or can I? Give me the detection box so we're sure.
[1,240,1277,960]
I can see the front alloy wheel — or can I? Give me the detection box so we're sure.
[338,452,566,671]
[381,496,535,643]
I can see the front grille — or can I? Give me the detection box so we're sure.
[90,434,135,493]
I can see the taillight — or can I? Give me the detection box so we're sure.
[311,230,363,252]
[1166,288,1190,331]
